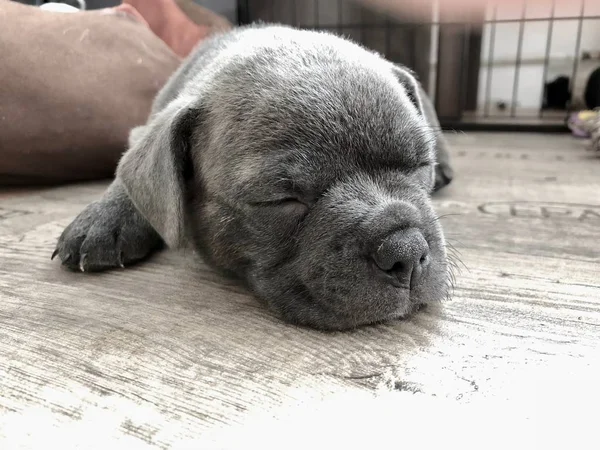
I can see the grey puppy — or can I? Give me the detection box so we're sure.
[53,24,454,331]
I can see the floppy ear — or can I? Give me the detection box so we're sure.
[116,96,201,249]
[390,64,425,116]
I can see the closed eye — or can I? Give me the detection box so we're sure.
[250,198,306,207]
[249,198,310,217]
[415,161,433,169]
[411,163,435,191]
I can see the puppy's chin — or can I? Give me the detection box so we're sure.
[249,264,447,331]
[264,290,425,331]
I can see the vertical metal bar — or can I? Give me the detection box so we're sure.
[510,1,527,117]
[409,26,417,71]
[271,0,276,23]
[385,18,392,60]
[539,0,556,118]
[291,0,297,27]
[358,2,365,44]
[459,23,471,115]
[237,0,251,25]
[484,4,497,117]
[464,19,484,112]
[435,3,467,121]
[568,0,585,112]
[338,0,343,35]
[430,0,440,102]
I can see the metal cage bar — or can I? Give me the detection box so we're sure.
[569,0,586,111]
[337,0,343,35]
[237,0,598,132]
[539,0,556,118]
[510,2,527,118]
[483,4,497,118]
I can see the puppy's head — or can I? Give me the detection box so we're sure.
[117,30,449,330]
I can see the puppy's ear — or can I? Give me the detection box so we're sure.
[116,96,201,248]
[391,64,425,116]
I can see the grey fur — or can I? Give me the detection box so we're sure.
[54,24,454,330]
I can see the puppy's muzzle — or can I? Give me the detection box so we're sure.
[370,228,430,290]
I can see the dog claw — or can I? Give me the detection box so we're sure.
[79,254,87,272]
[51,249,59,260]
[62,253,72,265]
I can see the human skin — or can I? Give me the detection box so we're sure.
[356,0,575,22]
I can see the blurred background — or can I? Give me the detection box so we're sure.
[238,0,600,131]
[17,0,600,131]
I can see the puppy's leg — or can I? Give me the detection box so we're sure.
[53,179,162,271]
[419,87,454,191]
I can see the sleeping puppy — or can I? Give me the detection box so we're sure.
[53,24,454,331]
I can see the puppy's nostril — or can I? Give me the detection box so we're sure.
[390,261,405,274]
[371,228,429,288]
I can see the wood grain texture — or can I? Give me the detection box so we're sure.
[1,133,599,449]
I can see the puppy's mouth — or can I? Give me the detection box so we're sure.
[367,259,432,317]
[265,245,444,330]
[296,229,443,328]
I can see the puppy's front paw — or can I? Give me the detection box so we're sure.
[434,161,454,191]
[53,200,162,272]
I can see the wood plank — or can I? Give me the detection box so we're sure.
[1,132,599,449]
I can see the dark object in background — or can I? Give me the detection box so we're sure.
[584,66,600,110]
[543,75,571,110]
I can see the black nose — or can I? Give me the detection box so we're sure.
[370,228,430,289]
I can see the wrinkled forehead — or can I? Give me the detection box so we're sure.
[219,120,435,200]
[235,104,432,170]
[201,62,435,196]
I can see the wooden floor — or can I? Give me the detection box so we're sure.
[1,132,599,449]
